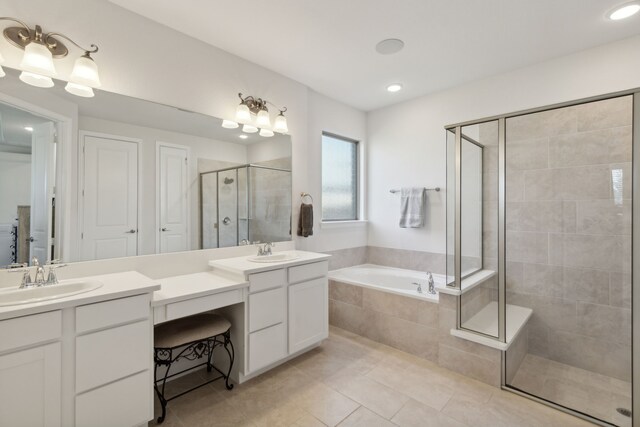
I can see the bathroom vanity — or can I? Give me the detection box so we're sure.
[0,250,329,426]
[0,272,159,427]
[154,250,330,383]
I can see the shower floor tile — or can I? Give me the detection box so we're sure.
[511,354,631,427]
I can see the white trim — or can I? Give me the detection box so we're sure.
[0,92,72,264]
[78,130,143,260]
[320,220,368,229]
[155,141,191,254]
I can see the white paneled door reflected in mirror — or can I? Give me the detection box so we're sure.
[0,67,292,267]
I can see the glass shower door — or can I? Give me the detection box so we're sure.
[504,95,633,426]
[217,169,238,248]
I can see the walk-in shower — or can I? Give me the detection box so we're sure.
[446,92,638,426]
[200,164,292,248]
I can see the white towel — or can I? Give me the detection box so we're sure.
[399,187,426,228]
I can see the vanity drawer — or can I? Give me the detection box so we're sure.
[249,287,285,332]
[249,322,286,372]
[76,369,151,427]
[165,289,243,322]
[249,269,286,293]
[288,261,328,284]
[76,294,150,334]
[0,310,61,353]
[76,320,150,393]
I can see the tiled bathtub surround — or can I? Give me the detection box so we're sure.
[330,280,503,386]
[323,246,445,273]
[505,96,632,383]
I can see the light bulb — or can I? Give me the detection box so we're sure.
[19,71,54,88]
[273,112,288,134]
[242,124,258,133]
[68,53,101,88]
[222,120,239,129]
[259,128,274,137]
[20,41,56,77]
[65,82,95,97]
[256,109,271,128]
[235,103,251,124]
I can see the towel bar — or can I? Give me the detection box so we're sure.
[390,187,440,193]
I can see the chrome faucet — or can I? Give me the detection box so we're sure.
[412,272,437,295]
[256,242,274,256]
[426,271,436,295]
[8,258,66,288]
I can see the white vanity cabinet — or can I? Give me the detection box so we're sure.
[244,259,329,376]
[74,294,153,427]
[0,311,63,427]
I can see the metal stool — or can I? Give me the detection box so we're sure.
[153,312,234,424]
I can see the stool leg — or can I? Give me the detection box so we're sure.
[206,339,214,372]
[154,351,172,424]
[223,330,235,390]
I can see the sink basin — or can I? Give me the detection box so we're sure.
[0,280,103,307]
[248,253,300,263]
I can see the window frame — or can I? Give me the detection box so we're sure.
[321,131,361,222]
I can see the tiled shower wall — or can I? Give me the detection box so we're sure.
[504,96,632,381]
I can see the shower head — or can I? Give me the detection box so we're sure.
[224,177,234,185]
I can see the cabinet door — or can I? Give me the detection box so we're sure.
[0,342,61,427]
[288,277,328,354]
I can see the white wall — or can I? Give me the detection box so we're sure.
[367,34,640,254]
[304,90,368,252]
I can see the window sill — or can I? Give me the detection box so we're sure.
[320,220,368,229]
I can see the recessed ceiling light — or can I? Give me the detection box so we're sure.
[24,126,33,132]
[375,39,405,55]
[387,83,403,93]
[238,134,248,139]
[607,1,640,20]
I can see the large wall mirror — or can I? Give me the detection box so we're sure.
[0,68,292,268]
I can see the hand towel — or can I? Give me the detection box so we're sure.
[297,203,313,237]
[399,187,426,228]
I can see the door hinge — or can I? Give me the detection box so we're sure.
[81,232,84,239]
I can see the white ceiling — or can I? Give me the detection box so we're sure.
[109,0,640,111]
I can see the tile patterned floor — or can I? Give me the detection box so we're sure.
[150,326,595,427]
[511,354,631,427]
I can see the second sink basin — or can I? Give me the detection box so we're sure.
[248,253,300,263]
[0,280,104,307]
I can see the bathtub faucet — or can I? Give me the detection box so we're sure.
[426,272,436,295]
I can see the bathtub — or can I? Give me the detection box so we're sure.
[328,264,443,303]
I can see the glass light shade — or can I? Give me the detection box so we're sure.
[256,109,271,128]
[273,113,288,133]
[235,103,251,124]
[69,54,101,87]
[0,65,5,78]
[19,71,54,88]
[221,120,239,129]
[65,82,94,98]
[259,128,274,137]
[242,124,258,133]
[20,41,56,77]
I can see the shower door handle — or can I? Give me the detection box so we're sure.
[222,217,231,225]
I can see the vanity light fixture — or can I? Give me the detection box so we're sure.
[607,1,640,19]
[242,124,258,133]
[230,93,288,136]
[0,17,101,96]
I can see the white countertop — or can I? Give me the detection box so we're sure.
[208,250,331,276]
[0,271,160,321]
[152,271,248,307]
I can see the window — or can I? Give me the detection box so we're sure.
[322,132,359,221]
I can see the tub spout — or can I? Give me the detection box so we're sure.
[412,282,423,293]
